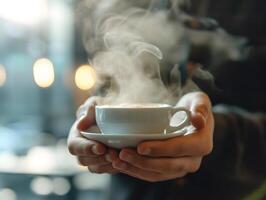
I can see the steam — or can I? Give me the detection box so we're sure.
[77,0,187,105]
[77,0,247,105]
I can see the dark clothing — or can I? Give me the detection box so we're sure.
[187,0,266,45]
[187,0,266,112]
[107,106,266,200]
[107,0,266,199]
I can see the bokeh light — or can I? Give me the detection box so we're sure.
[0,188,17,200]
[0,152,17,170]
[75,65,96,90]
[74,173,110,190]
[25,147,56,173]
[53,177,71,196]
[0,65,6,87]
[0,0,47,26]
[33,58,55,88]
[30,177,53,196]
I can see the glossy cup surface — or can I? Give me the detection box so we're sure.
[96,104,187,135]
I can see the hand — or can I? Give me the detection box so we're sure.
[67,97,119,174]
[111,92,214,182]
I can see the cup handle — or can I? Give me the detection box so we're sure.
[166,107,191,133]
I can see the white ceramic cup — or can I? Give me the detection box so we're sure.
[95,104,191,135]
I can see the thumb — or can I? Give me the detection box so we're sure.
[77,105,96,130]
[190,103,209,130]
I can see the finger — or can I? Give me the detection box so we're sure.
[190,101,209,130]
[68,122,106,156]
[137,114,214,157]
[112,160,164,182]
[78,156,111,166]
[76,96,100,119]
[89,164,119,174]
[178,92,211,129]
[77,105,96,131]
[105,149,120,162]
[120,149,202,174]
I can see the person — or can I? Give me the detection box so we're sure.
[68,0,266,199]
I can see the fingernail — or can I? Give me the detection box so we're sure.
[92,145,102,155]
[140,148,151,155]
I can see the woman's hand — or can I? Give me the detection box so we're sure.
[111,92,214,182]
[67,97,119,174]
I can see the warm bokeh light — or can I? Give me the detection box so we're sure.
[0,0,47,26]
[25,146,56,173]
[75,65,96,90]
[30,177,53,196]
[74,173,110,190]
[0,65,6,87]
[0,188,16,200]
[53,177,71,196]
[33,58,55,88]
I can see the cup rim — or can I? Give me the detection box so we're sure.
[96,104,172,109]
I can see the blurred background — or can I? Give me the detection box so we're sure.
[0,0,109,200]
[1,0,265,200]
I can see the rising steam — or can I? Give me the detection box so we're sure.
[77,0,246,105]
[76,0,188,105]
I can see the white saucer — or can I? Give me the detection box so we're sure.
[81,126,188,149]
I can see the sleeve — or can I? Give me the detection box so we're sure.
[206,105,266,178]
